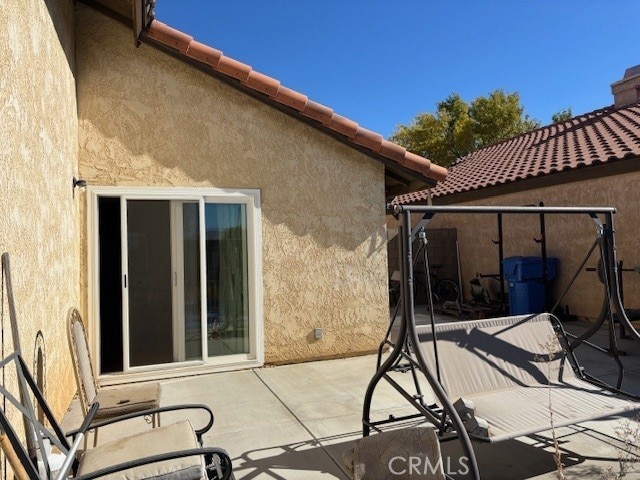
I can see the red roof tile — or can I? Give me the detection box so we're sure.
[395,104,640,204]
[272,86,308,111]
[143,20,445,183]
[302,100,334,125]
[352,127,384,152]
[244,71,280,97]
[146,21,192,53]
[327,114,359,138]
[216,55,251,82]
[185,40,222,67]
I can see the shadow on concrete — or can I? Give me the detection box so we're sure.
[230,424,634,480]
[231,436,349,480]
[441,436,582,479]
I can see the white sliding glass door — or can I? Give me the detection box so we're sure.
[204,203,250,357]
[89,188,262,377]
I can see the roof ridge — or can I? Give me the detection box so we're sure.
[141,19,447,183]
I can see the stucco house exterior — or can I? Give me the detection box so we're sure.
[2,0,445,417]
[395,67,640,322]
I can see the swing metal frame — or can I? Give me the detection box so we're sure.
[363,204,640,480]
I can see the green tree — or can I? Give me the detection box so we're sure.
[551,107,573,123]
[390,89,540,167]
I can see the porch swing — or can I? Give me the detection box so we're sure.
[363,205,640,480]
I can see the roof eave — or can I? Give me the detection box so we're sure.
[431,155,640,205]
[79,0,446,186]
[139,27,444,186]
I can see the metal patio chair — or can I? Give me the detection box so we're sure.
[0,352,233,480]
[67,307,161,446]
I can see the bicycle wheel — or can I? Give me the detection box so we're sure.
[437,279,460,302]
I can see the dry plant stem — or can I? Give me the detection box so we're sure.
[538,336,565,480]
[548,385,564,480]
[601,416,640,479]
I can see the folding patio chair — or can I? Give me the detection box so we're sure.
[67,307,161,446]
[0,352,233,480]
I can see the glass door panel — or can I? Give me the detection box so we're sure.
[127,200,174,367]
[205,204,250,357]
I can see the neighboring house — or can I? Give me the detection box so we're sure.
[2,0,444,416]
[395,67,640,321]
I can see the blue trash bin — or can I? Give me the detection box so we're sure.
[503,256,558,315]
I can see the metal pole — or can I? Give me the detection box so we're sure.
[362,225,408,437]
[419,229,441,384]
[497,214,505,312]
[603,212,640,343]
[395,205,616,215]
[401,211,481,480]
[1,254,36,458]
[538,202,549,311]
[550,238,599,315]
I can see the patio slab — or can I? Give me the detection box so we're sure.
[61,319,640,479]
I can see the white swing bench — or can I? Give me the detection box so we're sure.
[415,313,640,443]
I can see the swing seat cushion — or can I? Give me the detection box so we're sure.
[417,314,640,442]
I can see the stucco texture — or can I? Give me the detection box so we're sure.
[0,0,79,418]
[421,174,640,320]
[76,6,389,365]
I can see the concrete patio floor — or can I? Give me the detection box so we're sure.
[62,318,640,479]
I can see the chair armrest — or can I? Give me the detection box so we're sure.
[79,402,101,433]
[69,402,100,441]
[73,447,233,480]
[66,404,214,439]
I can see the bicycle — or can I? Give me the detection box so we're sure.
[413,263,461,311]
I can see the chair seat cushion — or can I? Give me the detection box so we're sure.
[77,420,205,480]
[94,382,161,419]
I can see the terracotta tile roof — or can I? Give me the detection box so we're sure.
[143,20,447,183]
[395,103,640,204]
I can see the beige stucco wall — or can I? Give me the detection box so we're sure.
[0,0,79,418]
[76,6,389,365]
[418,173,640,320]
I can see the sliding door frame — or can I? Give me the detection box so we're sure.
[87,186,264,382]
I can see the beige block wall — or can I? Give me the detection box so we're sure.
[418,173,640,320]
[76,6,389,365]
[0,0,79,418]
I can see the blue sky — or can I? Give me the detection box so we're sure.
[155,1,639,139]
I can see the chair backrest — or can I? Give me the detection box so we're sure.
[417,313,574,399]
[67,308,98,413]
